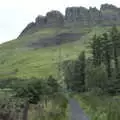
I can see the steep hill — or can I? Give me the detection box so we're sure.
[0,26,111,79]
[0,4,120,79]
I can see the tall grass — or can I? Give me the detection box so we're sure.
[75,93,120,120]
[0,90,68,120]
[28,93,68,120]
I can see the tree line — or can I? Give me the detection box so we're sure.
[62,26,120,95]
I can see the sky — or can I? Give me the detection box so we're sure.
[0,0,120,43]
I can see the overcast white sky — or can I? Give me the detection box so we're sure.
[0,0,120,43]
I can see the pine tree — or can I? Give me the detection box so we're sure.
[90,35,103,66]
[110,26,119,76]
[102,33,112,79]
[78,51,86,87]
[72,51,86,92]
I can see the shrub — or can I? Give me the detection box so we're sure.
[86,63,108,91]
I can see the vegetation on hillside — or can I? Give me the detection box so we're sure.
[0,25,120,119]
[62,26,120,120]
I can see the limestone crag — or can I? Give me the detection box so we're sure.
[19,4,120,37]
[46,10,64,26]
[65,7,90,25]
[65,4,120,26]
[100,4,119,11]
[89,7,102,25]
[19,22,36,37]
[65,6,102,25]
[35,15,46,26]
[19,10,64,36]
[100,4,120,24]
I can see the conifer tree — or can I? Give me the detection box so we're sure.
[102,33,112,79]
[110,26,119,76]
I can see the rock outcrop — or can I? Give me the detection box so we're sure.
[100,4,120,25]
[65,4,120,26]
[19,4,120,37]
[19,10,64,36]
[46,10,64,26]
[89,7,102,25]
[65,7,89,25]
[19,22,36,37]
[35,15,46,26]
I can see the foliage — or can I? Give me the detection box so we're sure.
[76,94,120,120]
[109,26,120,77]
[62,51,86,92]
[28,93,68,120]
[0,96,25,120]
[14,76,60,104]
[86,63,108,91]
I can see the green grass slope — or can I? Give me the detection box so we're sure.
[0,26,115,79]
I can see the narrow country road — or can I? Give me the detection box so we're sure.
[69,98,89,120]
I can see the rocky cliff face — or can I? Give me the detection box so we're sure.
[100,4,120,25]
[46,11,64,26]
[19,4,120,37]
[65,4,120,26]
[35,15,47,27]
[65,7,89,25]
[65,6,102,25]
[89,7,102,25]
[19,10,64,36]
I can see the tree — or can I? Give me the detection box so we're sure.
[90,33,112,79]
[15,78,45,104]
[62,60,75,90]
[90,35,103,66]
[47,75,60,94]
[110,26,119,77]
[86,63,108,90]
[62,51,86,92]
[77,51,86,91]
[102,33,112,79]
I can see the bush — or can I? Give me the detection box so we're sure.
[15,76,60,104]
[89,87,104,96]
[15,78,45,104]
[86,63,108,91]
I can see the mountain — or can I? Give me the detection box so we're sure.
[20,4,120,36]
[0,4,120,79]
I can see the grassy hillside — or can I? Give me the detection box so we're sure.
[0,25,116,79]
